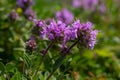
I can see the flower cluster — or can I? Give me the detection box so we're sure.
[17,0,34,10]
[25,38,37,52]
[17,0,36,20]
[72,0,106,12]
[30,19,98,50]
[24,8,36,20]
[8,11,19,22]
[71,20,98,49]
[56,8,74,25]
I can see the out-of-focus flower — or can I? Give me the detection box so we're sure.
[24,8,36,20]
[17,0,36,20]
[72,0,107,12]
[8,11,19,22]
[25,38,37,52]
[72,0,98,10]
[99,3,106,13]
[56,8,74,24]
[17,0,34,10]
[82,0,98,11]
[73,0,82,8]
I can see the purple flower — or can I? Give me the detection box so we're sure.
[56,8,74,24]
[17,0,34,10]
[24,8,36,20]
[72,0,99,11]
[88,30,98,49]
[8,11,19,22]
[83,0,98,11]
[44,20,67,42]
[25,38,37,52]
[33,19,45,27]
[71,20,98,49]
[31,19,46,39]
[31,19,98,50]
[99,3,106,13]
[72,0,82,8]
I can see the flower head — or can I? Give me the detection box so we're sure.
[31,19,46,39]
[17,0,34,10]
[25,38,37,52]
[72,0,99,11]
[45,20,67,42]
[56,8,74,24]
[8,11,19,22]
[24,8,36,20]
[71,20,98,49]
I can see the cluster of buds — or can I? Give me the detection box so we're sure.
[25,39,37,52]
[8,11,19,22]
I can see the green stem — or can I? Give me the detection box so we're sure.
[46,40,79,80]
[32,42,53,79]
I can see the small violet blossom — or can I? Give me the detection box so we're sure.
[73,0,98,10]
[24,8,36,20]
[44,20,67,42]
[25,38,37,52]
[17,0,34,10]
[72,0,106,12]
[99,3,106,13]
[71,20,98,49]
[8,11,19,22]
[56,8,74,25]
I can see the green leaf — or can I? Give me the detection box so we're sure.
[6,63,16,72]
[0,76,5,80]
[10,72,21,80]
[53,55,66,71]
[24,53,31,68]
[0,62,5,75]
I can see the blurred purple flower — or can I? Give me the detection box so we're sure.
[24,8,36,20]
[56,8,74,24]
[8,11,19,22]
[17,0,34,10]
[25,38,37,52]
[83,0,98,11]
[72,0,99,11]
[73,0,82,8]
[99,3,106,13]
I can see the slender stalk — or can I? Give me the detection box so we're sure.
[66,40,79,55]
[22,61,25,74]
[46,40,79,80]
[32,41,53,79]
